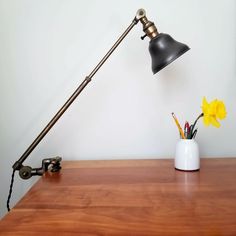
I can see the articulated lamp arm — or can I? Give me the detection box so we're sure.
[12,9,157,179]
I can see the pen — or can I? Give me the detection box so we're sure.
[185,121,190,139]
[188,124,193,139]
[184,121,190,139]
[191,128,198,139]
[171,113,186,139]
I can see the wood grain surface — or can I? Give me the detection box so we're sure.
[1,158,236,235]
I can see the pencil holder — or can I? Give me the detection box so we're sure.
[175,139,200,171]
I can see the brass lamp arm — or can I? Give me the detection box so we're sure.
[12,9,152,178]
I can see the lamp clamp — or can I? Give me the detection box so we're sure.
[17,157,62,180]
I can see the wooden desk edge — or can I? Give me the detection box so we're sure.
[61,157,236,169]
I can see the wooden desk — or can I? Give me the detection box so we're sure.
[1,158,236,235]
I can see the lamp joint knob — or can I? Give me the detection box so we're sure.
[141,34,147,40]
[135,9,146,21]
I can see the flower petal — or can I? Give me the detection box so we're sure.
[209,116,220,128]
[203,115,210,126]
[216,101,227,119]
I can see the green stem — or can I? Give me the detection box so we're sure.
[190,113,203,138]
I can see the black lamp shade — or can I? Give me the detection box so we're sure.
[149,33,190,74]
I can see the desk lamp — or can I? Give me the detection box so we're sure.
[7,9,190,210]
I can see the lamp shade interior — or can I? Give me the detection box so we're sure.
[149,33,190,74]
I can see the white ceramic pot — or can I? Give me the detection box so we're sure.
[175,139,200,171]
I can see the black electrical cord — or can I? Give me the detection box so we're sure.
[7,169,16,211]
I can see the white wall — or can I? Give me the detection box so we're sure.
[0,0,235,218]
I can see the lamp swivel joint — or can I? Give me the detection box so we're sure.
[135,9,159,40]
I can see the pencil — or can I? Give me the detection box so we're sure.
[171,112,186,139]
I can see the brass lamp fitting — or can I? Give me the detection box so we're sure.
[135,9,159,40]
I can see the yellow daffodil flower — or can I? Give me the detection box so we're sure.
[201,97,227,128]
